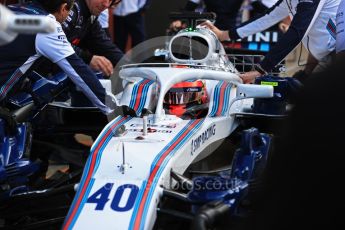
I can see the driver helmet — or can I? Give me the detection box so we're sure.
[163,80,208,118]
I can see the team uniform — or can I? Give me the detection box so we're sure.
[62,0,124,66]
[0,4,112,115]
[186,0,244,30]
[336,0,345,53]
[228,0,340,72]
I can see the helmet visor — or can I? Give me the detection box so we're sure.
[164,87,203,105]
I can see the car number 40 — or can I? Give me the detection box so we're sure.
[86,183,139,212]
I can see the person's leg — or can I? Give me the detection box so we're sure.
[113,15,128,52]
[126,11,146,48]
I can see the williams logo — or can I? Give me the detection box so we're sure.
[191,124,216,155]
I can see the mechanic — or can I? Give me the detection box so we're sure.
[170,0,244,32]
[201,0,340,84]
[336,0,345,57]
[0,0,113,115]
[62,0,125,77]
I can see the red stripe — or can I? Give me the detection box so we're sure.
[0,71,22,97]
[133,80,150,111]
[327,22,336,33]
[133,120,200,230]
[215,82,227,116]
[328,24,336,33]
[63,117,127,229]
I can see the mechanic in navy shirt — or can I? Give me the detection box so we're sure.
[202,0,340,83]
[0,0,113,115]
[62,0,125,77]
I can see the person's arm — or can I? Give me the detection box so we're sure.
[200,0,289,42]
[258,0,325,72]
[56,54,112,114]
[229,0,289,40]
[35,21,112,114]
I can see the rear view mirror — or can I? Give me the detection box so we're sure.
[236,84,274,99]
[230,84,273,108]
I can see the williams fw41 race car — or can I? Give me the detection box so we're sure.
[0,13,295,230]
[62,14,288,230]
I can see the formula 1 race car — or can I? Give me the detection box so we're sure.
[1,13,294,230]
[62,14,278,230]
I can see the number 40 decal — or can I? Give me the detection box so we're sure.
[87,183,139,212]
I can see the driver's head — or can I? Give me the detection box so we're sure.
[85,0,121,16]
[164,80,209,119]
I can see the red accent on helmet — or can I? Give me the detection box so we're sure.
[164,80,208,118]
[171,80,204,88]
[172,64,189,69]
[167,104,187,117]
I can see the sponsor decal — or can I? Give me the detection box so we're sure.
[326,18,336,39]
[246,31,278,43]
[66,16,72,22]
[58,35,68,44]
[127,128,172,133]
[129,123,176,129]
[86,183,139,212]
[191,124,216,154]
[186,87,200,92]
[261,81,278,86]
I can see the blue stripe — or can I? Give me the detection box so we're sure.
[69,178,95,229]
[90,116,123,152]
[139,120,204,229]
[128,181,148,230]
[224,84,232,114]
[129,80,143,108]
[63,154,93,228]
[133,120,196,228]
[149,120,195,172]
[0,69,22,99]
[64,116,131,229]
[94,118,131,173]
[220,84,231,116]
[209,81,223,117]
[136,80,154,115]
